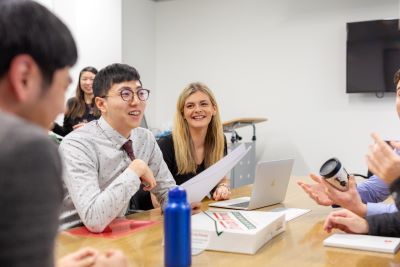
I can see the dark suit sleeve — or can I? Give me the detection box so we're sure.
[0,135,63,267]
[390,178,400,210]
[366,211,400,237]
[366,178,400,237]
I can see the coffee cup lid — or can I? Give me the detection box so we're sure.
[319,158,341,178]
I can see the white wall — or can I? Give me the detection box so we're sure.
[152,0,400,175]
[122,0,156,127]
[54,0,122,99]
[35,0,122,122]
[38,0,400,176]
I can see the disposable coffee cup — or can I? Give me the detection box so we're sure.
[319,158,349,192]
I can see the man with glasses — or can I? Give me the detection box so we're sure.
[59,63,179,232]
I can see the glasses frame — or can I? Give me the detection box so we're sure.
[101,88,150,102]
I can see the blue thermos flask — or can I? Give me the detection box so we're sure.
[164,186,191,267]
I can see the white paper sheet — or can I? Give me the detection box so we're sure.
[268,207,311,222]
[181,143,251,203]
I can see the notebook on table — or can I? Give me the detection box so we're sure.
[208,159,294,210]
[323,233,400,254]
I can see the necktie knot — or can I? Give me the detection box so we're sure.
[122,140,135,160]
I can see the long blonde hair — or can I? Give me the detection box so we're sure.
[172,82,225,174]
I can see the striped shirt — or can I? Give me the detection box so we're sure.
[59,117,176,232]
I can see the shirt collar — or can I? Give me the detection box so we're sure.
[97,117,131,148]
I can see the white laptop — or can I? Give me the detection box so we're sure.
[208,159,294,210]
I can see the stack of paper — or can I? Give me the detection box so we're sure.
[181,143,250,203]
[323,233,400,254]
[268,207,311,222]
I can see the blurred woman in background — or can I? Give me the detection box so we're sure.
[52,66,99,136]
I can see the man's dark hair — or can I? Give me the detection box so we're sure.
[93,63,141,97]
[0,0,78,86]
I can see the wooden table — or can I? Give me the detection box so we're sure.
[56,177,400,266]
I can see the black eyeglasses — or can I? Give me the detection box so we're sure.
[102,88,150,102]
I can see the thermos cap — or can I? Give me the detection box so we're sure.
[319,158,341,178]
[168,186,187,202]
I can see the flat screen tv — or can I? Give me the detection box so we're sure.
[346,19,400,94]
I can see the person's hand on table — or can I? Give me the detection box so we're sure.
[93,250,130,267]
[213,183,231,201]
[324,209,369,234]
[191,202,201,214]
[57,247,98,267]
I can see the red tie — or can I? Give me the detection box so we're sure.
[123,139,153,212]
[122,140,135,160]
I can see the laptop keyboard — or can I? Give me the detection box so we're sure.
[229,201,250,208]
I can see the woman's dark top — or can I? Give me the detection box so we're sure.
[52,97,99,136]
[157,134,227,185]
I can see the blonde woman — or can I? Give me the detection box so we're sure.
[158,82,231,200]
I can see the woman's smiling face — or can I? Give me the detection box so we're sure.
[183,91,216,131]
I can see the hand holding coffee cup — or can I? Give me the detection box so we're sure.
[319,158,349,192]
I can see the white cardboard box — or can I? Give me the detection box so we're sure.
[191,210,285,254]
